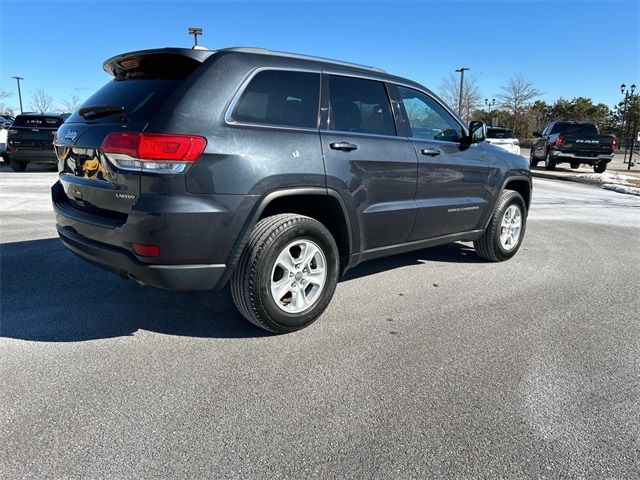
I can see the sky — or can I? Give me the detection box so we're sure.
[0,0,638,113]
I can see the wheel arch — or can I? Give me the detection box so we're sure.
[217,187,356,287]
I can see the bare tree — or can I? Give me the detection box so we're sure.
[60,94,80,113]
[0,89,10,103]
[438,72,482,122]
[496,73,542,133]
[29,89,55,113]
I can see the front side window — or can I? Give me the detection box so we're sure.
[397,86,462,142]
[327,75,395,136]
[231,70,320,128]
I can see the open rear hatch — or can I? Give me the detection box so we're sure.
[54,49,212,222]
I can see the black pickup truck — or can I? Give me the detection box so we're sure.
[530,121,616,173]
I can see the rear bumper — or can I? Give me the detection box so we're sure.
[551,151,614,163]
[51,180,257,291]
[57,224,226,291]
[7,147,57,163]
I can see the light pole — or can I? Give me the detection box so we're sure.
[621,83,636,164]
[12,76,24,113]
[484,98,495,125]
[455,67,470,118]
[188,27,203,47]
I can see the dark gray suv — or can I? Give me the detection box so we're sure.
[52,47,531,333]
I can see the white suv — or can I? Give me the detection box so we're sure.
[485,127,520,155]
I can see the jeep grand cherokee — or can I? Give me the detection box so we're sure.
[52,47,531,333]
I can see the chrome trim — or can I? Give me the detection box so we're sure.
[224,67,322,133]
[552,152,614,161]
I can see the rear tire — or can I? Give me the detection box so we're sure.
[9,157,27,172]
[593,162,607,173]
[231,214,339,333]
[529,149,538,167]
[544,150,556,171]
[474,190,527,262]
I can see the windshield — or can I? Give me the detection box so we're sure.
[12,115,63,128]
[487,128,515,139]
[66,79,182,124]
[554,123,599,135]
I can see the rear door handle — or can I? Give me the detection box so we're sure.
[421,148,441,157]
[330,142,358,152]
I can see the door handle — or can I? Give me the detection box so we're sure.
[330,142,358,152]
[421,148,441,156]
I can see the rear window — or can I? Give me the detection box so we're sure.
[67,54,202,124]
[231,70,320,128]
[553,123,598,135]
[487,128,515,139]
[13,115,63,128]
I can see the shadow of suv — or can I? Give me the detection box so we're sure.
[52,46,531,333]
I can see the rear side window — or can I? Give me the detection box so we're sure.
[13,115,63,127]
[327,75,395,136]
[231,70,320,128]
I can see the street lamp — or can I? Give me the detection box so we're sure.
[188,27,203,48]
[484,98,495,114]
[12,76,24,113]
[455,67,470,118]
[620,82,636,164]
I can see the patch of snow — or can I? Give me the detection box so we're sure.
[601,183,640,196]
[576,172,637,186]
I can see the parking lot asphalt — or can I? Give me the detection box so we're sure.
[1,164,639,478]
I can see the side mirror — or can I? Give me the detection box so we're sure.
[532,131,541,138]
[462,121,486,145]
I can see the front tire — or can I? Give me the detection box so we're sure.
[544,150,556,171]
[474,190,527,262]
[231,214,339,333]
[593,161,607,173]
[9,157,27,172]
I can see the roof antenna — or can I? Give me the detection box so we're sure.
[188,27,207,50]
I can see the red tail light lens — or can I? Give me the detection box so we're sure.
[138,134,207,161]
[611,136,617,149]
[102,133,207,161]
[7,129,18,136]
[102,132,139,157]
[131,243,161,257]
[555,135,564,149]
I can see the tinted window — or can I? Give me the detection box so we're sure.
[397,86,462,142]
[487,128,515,139]
[232,70,320,128]
[67,79,183,124]
[553,122,598,135]
[13,115,63,127]
[327,75,395,136]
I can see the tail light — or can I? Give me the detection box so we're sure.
[7,129,18,136]
[131,243,161,257]
[102,132,207,173]
[555,135,564,149]
[611,136,617,149]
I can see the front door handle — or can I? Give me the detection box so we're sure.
[330,142,358,152]
[421,148,441,157]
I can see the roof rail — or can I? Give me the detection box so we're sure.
[219,47,387,74]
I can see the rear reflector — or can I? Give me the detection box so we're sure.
[102,133,206,162]
[132,243,161,257]
[555,135,564,149]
